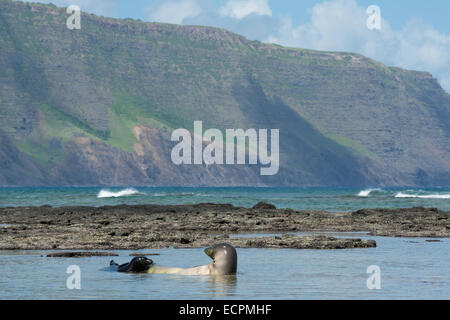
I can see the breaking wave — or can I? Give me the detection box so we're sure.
[394,192,450,199]
[357,188,382,197]
[97,188,142,198]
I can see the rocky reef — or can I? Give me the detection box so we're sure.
[1,203,448,250]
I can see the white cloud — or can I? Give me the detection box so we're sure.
[266,0,450,93]
[219,0,272,20]
[149,0,202,25]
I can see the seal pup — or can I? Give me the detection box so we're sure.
[108,256,154,272]
[108,243,237,275]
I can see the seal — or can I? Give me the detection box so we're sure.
[108,256,154,272]
[107,243,237,275]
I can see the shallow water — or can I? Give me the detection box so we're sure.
[0,187,449,211]
[1,187,448,299]
[0,234,448,300]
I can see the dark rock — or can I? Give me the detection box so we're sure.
[244,235,376,249]
[252,202,276,210]
[180,238,191,244]
[47,252,119,258]
[129,253,160,256]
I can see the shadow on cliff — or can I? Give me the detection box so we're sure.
[231,78,379,186]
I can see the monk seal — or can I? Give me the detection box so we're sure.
[108,243,237,276]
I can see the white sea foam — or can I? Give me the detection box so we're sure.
[152,193,167,197]
[357,188,381,197]
[394,192,450,199]
[151,192,207,197]
[97,188,141,198]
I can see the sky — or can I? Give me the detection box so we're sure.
[25,0,450,93]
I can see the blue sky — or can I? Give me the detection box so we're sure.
[27,0,450,92]
[270,1,450,33]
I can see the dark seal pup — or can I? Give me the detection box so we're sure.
[108,256,154,273]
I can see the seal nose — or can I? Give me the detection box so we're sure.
[204,247,214,258]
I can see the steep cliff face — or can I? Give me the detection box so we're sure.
[0,0,448,186]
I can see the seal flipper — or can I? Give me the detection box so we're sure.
[110,260,119,267]
[102,260,120,272]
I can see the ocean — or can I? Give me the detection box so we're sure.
[0,186,449,211]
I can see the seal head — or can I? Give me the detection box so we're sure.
[204,243,237,275]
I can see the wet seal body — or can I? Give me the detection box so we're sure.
[107,243,237,275]
[149,243,237,275]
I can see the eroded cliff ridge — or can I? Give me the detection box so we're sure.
[0,0,449,186]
